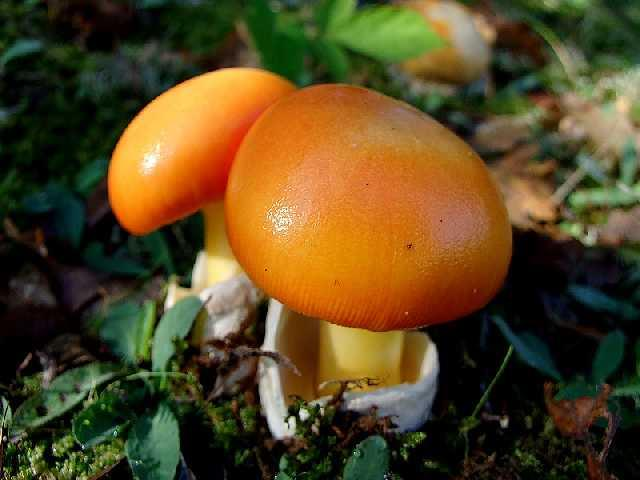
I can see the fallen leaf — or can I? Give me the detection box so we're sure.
[587,454,618,480]
[597,206,640,246]
[559,93,639,169]
[490,145,559,229]
[544,382,610,438]
[545,382,619,480]
[492,17,547,66]
[472,115,532,153]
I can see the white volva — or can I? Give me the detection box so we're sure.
[259,300,440,438]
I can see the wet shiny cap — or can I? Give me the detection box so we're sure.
[226,84,512,331]
[108,68,296,235]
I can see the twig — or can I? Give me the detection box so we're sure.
[552,166,587,205]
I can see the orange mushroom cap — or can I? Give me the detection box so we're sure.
[225,84,512,331]
[108,68,296,235]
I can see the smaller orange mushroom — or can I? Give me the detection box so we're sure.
[108,68,296,285]
[226,84,512,395]
[400,0,492,84]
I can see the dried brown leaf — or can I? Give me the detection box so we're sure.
[490,145,559,228]
[559,93,639,168]
[544,382,611,438]
[473,115,531,153]
[597,206,640,246]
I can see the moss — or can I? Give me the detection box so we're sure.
[207,395,263,471]
[1,432,123,480]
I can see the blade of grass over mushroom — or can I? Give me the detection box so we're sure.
[125,402,180,480]
[152,296,203,372]
[592,330,625,384]
[493,316,563,381]
[327,6,446,62]
[11,363,122,435]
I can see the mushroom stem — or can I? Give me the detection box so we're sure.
[202,202,241,285]
[316,321,405,396]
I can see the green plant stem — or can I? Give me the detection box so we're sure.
[123,371,193,382]
[471,346,514,418]
[463,345,514,459]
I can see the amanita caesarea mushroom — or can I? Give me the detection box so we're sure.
[108,68,296,287]
[399,0,492,84]
[225,84,512,435]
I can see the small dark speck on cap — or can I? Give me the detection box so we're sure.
[406,243,413,250]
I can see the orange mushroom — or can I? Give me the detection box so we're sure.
[108,68,296,284]
[226,84,511,393]
[400,0,492,84]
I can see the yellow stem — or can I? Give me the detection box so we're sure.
[316,321,404,396]
[202,202,241,285]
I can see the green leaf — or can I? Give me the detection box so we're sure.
[11,363,121,435]
[493,317,563,381]
[328,6,445,62]
[125,402,180,480]
[245,0,309,84]
[1,396,12,431]
[568,284,639,321]
[0,39,43,67]
[612,380,640,397]
[142,232,175,275]
[577,152,607,184]
[555,380,599,400]
[84,243,148,276]
[635,338,640,377]
[74,157,108,196]
[620,138,638,186]
[99,301,156,365]
[343,435,390,480]
[315,0,356,33]
[72,382,146,448]
[275,456,293,480]
[22,183,85,247]
[313,40,350,81]
[592,330,625,384]
[152,296,202,372]
[138,301,157,363]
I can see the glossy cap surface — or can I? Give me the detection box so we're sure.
[108,68,296,235]
[226,84,512,331]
